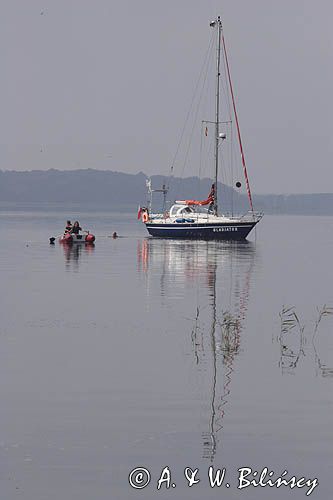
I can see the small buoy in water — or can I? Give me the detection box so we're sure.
[236,181,241,188]
[85,233,95,243]
[112,232,118,239]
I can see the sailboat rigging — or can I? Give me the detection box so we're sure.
[139,16,263,240]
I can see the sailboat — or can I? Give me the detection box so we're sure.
[139,16,263,240]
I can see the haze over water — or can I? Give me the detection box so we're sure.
[1,204,332,499]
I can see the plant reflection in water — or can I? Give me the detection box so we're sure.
[278,305,333,377]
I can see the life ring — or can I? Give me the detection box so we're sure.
[142,212,149,223]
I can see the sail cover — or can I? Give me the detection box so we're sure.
[176,184,215,206]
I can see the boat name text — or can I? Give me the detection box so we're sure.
[213,227,238,232]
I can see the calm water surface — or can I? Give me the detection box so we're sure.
[1,205,332,499]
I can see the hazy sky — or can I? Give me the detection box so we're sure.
[1,0,333,193]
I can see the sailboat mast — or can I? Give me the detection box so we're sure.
[212,16,222,216]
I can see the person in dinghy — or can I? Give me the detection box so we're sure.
[70,221,82,234]
[59,220,96,243]
[64,220,72,233]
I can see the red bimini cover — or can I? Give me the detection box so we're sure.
[177,184,215,206]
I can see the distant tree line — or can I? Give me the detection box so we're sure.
[1,169,333,214]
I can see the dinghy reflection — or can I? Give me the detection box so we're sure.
[137,239,256,460]
[62,242,95,271]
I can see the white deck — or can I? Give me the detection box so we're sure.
[147,204,262,225]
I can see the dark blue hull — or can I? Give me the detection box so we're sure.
[146,221,257,240]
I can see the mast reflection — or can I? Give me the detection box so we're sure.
[137,238,257,461]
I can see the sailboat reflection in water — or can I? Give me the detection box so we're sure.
[137,239,257,460]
